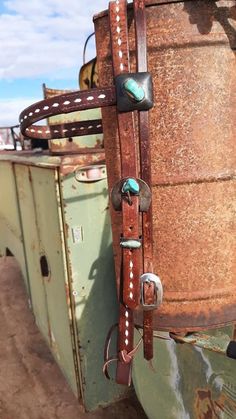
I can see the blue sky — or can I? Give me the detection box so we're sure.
[0,0,109,126]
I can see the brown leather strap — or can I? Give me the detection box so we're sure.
[133,0,155,361]
[19,86,116,140]
[142,284,155,359]
[22,119,103,140]
[109,0,141,385]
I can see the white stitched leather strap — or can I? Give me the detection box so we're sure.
[19,86,116,139]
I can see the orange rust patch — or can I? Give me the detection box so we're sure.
[195,389,217,419]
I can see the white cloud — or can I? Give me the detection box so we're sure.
[0,0,109,80]
[0,97,38,126]
[0,0,133,126]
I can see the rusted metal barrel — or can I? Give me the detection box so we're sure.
[94,0,236,332]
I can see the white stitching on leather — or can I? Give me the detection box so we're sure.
[25,121,102,137]
[21,89,110,125]
[125,309,129,346]
[114,0,124,72]
[129,260,134,304]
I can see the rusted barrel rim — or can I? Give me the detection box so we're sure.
[93,0,220,22]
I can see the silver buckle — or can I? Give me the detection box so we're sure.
[140,273,163,311]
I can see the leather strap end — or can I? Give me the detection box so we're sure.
[142,281,156,360]
[116,360,132,386]
[143,310,154,360]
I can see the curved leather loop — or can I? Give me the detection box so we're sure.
[19,86,116,140]
[22,119,103,140]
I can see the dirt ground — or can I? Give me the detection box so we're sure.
[0,257,147,419]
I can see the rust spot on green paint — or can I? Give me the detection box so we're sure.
[64,223,69,239]
[195,389,216,419]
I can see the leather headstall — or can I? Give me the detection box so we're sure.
[19,0,163,387]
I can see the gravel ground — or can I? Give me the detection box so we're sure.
[0,257,147,419]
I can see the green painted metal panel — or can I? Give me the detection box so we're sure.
[0,152,63,168]
[15,164,50,344]
[0,153,130,411]
[60,168,129,410]
[28,166,78,396]
[0,161,29,294]
[15,163,78,396]
[0,161,22,239]
[133,326,236,419]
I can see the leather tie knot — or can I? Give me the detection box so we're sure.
[119,350,133,364]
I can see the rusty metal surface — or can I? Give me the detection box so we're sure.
[170,331,231,354]
[43,85,103,155]
[79,58,99,90]
[95,0,236,331]
[0,150,105,176]
[93,0,214,21]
